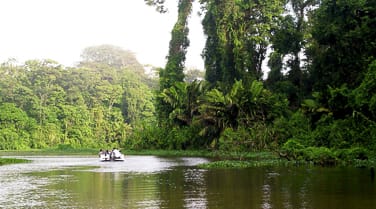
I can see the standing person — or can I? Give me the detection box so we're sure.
[106,150,111,160]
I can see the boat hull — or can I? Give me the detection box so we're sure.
[99,154,124,162]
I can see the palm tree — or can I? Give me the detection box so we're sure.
[196,80,244,148]
[196,80,280,149]
[160,80,207,126]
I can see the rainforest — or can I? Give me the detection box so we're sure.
[1,0,375,166]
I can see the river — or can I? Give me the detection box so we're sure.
[0,156,375,209]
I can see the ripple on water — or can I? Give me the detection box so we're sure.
[0,155,210,208]
[0,173,54,208]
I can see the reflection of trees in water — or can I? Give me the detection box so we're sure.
[2,157,375,209]
[157,168,207,209]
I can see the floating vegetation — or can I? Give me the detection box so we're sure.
[197,159,295,169]
[0,158,30,166]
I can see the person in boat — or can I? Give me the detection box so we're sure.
[105,149,111,159]
[112,148,121,159]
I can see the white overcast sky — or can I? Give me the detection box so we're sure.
[0,0,205,69]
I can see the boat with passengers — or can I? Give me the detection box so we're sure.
[99,148,125,161]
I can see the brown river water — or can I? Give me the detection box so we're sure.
[0,156,375,209]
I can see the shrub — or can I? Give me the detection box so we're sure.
[281,139,337,165]
[273,111,312,146]
[335,147,369,161]
[281,139,305,160]
[303,147,336,165]
[219,127,250,152]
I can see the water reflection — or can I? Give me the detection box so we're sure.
[0,156,375,209]
[0,156,210,209]
[183,169,207,209]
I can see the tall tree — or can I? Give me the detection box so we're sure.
[308,0,376,98]
[0,103,35,149]
[201,0,285,85]
[267,0,319,109]
[79,44,145,74]
[160,0,193,90]
[158,0,193,124]
[202,0,226,84]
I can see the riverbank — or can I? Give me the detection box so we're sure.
[0,148,279,167]
[1,148,374,168]
[125,149,375,169]
[0,148,275,159]
[0,148,98,156]
[0,147,98,166]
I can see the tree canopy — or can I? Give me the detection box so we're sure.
[0,46,156,149]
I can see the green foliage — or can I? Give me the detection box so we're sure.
[281,141,374,166]
[144,0,376,165]
[1,0,375,167]
[197,151,289,168]
[353,60,376,119]
[157,0,193,125]
[267,0,319,108]
[281,139,306,159]
[197,160,287,169]
[0,46,155,150]
[127,122,204,150]
[164,126,197,150]
[335,147,370,162]
[121,74,156,124]
[202,0,285,84]
[309,0,376,94]
[308,70,376,149]
[0,157,30,166]
[281,139,337,165]
[273,111,312,145]
[161,0,192,85]
[219,128,250,152]
[56,144,75,151]
[302,147,336,165]
[160,81,206,126]
[0,103,35,150]
[157,79,287,151]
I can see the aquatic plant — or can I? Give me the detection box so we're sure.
[0,158,30,166]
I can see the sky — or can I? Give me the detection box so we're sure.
[0,0,205,69]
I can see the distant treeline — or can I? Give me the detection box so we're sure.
[0,45,157,149]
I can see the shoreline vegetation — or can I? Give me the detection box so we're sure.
[1,147,374,169]
[0,157,30,166]
[1,1,375,174]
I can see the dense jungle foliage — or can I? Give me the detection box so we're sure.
[1,0,375,164]
[0,45,157,149]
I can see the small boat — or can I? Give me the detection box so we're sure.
[99,154,111,161]
[112,153,125,161]
[99,149,125,162]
